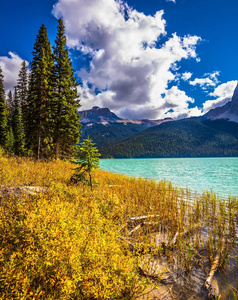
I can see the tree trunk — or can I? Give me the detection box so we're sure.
[89,172,93,190]
[37,131,41,160]
[55,139,60,160]
[55,102,61,160]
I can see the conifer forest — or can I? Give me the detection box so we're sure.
[0,19,81,160]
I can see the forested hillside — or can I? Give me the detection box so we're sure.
[79,107,173,149]
[100,119,238,158]
[80,122,157,149]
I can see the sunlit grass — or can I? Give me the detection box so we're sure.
[0,154,237,299]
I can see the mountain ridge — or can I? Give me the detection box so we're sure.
[200,83,238,122]
[79,84,238,157]
[79,106,173,126]
[100,119,238,158]
[79,106,173,149]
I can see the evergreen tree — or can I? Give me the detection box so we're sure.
[16,60,28,130]
[13,88,26,156]
[6,90,14,115]
[70,138,101,189]
[27,24,54,159]
[6,90,14,139]
[4,90,15,154]
[5,127,14,154]
[0,67,8,148]
[53,19,81,159]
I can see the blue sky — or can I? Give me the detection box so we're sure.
[0,0,237,119]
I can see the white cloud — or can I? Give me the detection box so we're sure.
[53,0,201,119]
[166,0,176,3]
[209,80,237,98]
[181,72,192,81]
[202,80,237,113]
[163,86,194,108]
[189,71,220,89]
[0,52,28,92]
[112,86,202,120]
[160,86,202,119]
[168,106,202,120]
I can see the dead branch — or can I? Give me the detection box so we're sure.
[128,224,142,236]
[204,252,220,290]
[118,224,125,233]
[143,221,159,225]
[171,231,179,245]
[130,215,160,221]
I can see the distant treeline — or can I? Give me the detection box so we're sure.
[80,122,153,149]
[100,119,238,158]
[0,19,81,159]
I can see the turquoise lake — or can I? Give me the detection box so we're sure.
[100,157,238,198]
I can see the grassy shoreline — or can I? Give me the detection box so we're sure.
[0,155,237,299]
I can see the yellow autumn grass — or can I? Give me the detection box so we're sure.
[0,153,237,299]
[0,155,147,299]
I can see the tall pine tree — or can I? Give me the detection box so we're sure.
[17,60,28,131]
[0,67,8,148]
[6,90,14,115]
[27,24,54,159]
[13,87,25,156]
[53,19,81,159]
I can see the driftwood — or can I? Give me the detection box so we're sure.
[128,224,142,236]
[130,215,160,221]
[144,221,159,225]
[120,215,161,240]
[170,222,202,248]
[120,218,161,254]
[204,242,225,296]
[120,214,188,251]
[171,231,179,246]
[204,252,220,290]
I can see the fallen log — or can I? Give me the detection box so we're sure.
[204,248,222,294]
[130,215,160,221]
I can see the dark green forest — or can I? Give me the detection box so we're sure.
[80,122,154,149]
[100,119,238,158]
[0,19,81,159]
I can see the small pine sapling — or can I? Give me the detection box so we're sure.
[70,137,100,189]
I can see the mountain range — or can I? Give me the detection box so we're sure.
[79,106,172,149]
[79,84,238,158]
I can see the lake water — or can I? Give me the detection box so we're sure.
[100,157,238,198]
